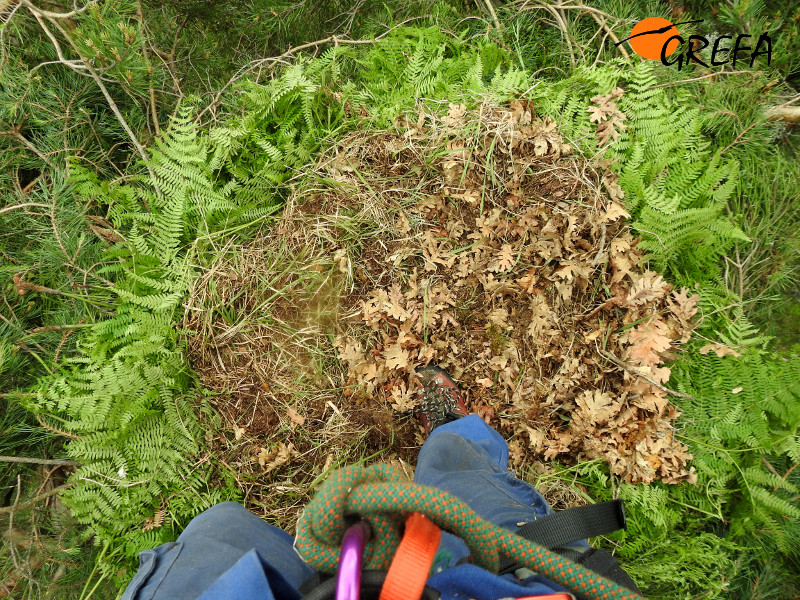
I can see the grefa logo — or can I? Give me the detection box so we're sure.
[618,17,772,70]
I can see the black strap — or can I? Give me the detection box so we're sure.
[498,500,627,576]
[515,500,627,550]
[577,548,640,593]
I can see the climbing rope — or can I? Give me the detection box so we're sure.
[295,463,644,600]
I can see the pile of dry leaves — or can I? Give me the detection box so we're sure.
[186,98,698,511]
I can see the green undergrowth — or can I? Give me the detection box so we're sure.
[528,61,800,598]
[2,21,799,599]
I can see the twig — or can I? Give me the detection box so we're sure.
[597,346,694,399]
[40,12,153,166]
[20,0,98,19]
[774,92,800,109]
[0,455,80,467]
[0,202,51,216]
[23,2,155,207]
[720,121,759,155]
[592,223,607,265]
[479,0,502,31]
[515,1,629,63]
[136,0,160,137]
[7,476,22,569]
[766,106,800,123]
[587,11,629,61]
[0,129,57,170]
[649,70,757,89]
[35,414,81,439]
[541,4,576,68]
[0,482,75,515]
[0,0,25,68]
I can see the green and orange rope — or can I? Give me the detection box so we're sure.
[295,463,644,600]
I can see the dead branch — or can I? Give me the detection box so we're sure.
[0,455,80,467]
[766,106,800,122]
[35,414,81,440]
[0,482,75,514]
[597,346,694,399]
[20,0,98,19]
[22,1,155,206]
[0,202,51,216]
[0,129,57,170]
[515,0,631,63]
[477,0,502,32]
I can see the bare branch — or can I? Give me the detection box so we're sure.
[766,106,800,123]
[0,202,51,216]
[21,0,98,19]
[0,482,75,514]
[597,346,694,399]
[477,0,502,32]
[0,455,80,467]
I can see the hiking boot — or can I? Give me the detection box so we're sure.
[414,364,468,436]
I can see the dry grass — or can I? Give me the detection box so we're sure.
[184,99,699,530]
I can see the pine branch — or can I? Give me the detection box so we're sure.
[22,1,156,207]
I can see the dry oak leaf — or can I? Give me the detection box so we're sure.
[444,102,467,126]
[596,118,626,147]
[698,343,742,358]
[610,238,636,284]
[601,173,625,202]
[389,380,416,412]
[543,431,573,461]
[631,389,670,415]
[575,389,620,425]
[489,244,516,273]
[395,211,412,234]
[387,285,412,321]
[384,342,411,371]
[601,202,630,223]
[627,316,673,367]
[488,307,510,329]
[626,271,671,306]
[287,407,305,426]
[257,442,295,472]
[337,337,366,368]
[667,288,700,340]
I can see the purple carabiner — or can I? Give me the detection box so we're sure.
[335,521,371,600]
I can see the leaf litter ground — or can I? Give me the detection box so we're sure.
[184,100,699,531]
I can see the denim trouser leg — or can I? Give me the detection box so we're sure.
[120,501,314,600]
[413,414,553,530]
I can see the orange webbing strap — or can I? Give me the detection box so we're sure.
[379,513,441,600]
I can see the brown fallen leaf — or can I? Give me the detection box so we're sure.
[256,442,295,472]
[698,343,742,358]
[384,342,411,371]
[287,407,305,426]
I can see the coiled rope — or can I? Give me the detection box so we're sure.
[295,463,643,600]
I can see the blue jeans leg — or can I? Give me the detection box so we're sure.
[413,414,553,531]
[121,501,314,600]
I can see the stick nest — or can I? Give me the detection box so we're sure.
[185,99,698,524]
